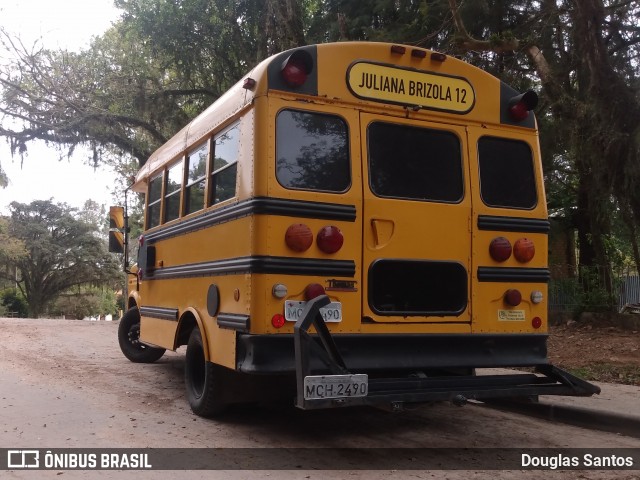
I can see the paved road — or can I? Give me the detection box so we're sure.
[1,318,639,479]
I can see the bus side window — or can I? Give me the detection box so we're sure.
[210,125,239,205]
[185,143,208,215]
[164,161,184,222]
[146,173,163,229]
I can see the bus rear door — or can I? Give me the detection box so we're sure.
[360,113,472,328]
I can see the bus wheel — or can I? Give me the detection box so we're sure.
[117,307,166,363]
[185,328,227,417]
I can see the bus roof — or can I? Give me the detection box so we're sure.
[134,41,533,189]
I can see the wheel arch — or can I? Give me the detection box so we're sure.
[127,292,140,310]
[175,308,210,360]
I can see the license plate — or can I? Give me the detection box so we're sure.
[304,374,368,400]
[284,301,342,322]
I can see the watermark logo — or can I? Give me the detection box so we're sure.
[7,450,39,468]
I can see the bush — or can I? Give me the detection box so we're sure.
[0,288,28,317]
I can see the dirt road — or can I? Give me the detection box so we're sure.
[1,318,639,479]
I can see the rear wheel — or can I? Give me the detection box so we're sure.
[185,328,227,417]
[117,307,166,363]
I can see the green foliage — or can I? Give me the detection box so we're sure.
[51,287,118,320]
[2,200,121,318]
[0,288,28,317]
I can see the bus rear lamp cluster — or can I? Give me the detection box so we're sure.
[280,51,313,88]
[285,224,313,252]
[272,283,288,299]
[504,289,522,307]
[489,236,512,262]
[489,236,535,263]
[317,226,344,253]
[531,290,544,304]
[285,224,344,254]
[508,90,538,122]
[513,238,535,263]
[305,283,326,301]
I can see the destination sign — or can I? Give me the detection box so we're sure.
[347,62,475,114]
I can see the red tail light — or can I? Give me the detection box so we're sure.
[305,283,326,300]
[532,317,542,329]
[508,90,538,121]
[280,51,313,88]
[489,237,512,262]
[317,226,343,254]
[504,289,522,306]
[285,224,313,252]
[514,238,535,263]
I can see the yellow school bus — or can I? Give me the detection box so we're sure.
[110,41,599,416]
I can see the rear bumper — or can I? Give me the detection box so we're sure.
[237,296,600,410]
[237,332,548,374]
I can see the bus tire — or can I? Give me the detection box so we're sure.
[185,328,227,417]
[117,307,166,363]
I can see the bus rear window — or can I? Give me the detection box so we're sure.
[276,109,350,192]
[478,137,537,209]
[368,122,463,202]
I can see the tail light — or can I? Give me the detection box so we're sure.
[280,51,313,88]
[285,224,313,252]
[504,289,522,307]
[508,90,538,121]
[317,226,343,254]
[489,237,512,262]
[532,317,542,329]
[305,283,325,300]
[513,238,535,263]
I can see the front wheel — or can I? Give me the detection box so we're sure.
[185,328,227,417]
[117,307,166,363]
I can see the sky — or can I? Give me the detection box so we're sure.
[0,0,123,213]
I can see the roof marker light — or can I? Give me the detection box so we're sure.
[391,45,406,55]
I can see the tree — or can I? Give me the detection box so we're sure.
[2,200,120,318]
[445,0,640,292]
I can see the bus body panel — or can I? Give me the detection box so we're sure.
[114,41,599,412]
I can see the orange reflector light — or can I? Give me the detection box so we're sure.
[271,314,286,329]
[514,238,535,263]
[489,237,512,262]
[317,226,344,254]
[285,224,313,252]
[504,289,522,307]
[305,283,326,301]
[532,317,542,329]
